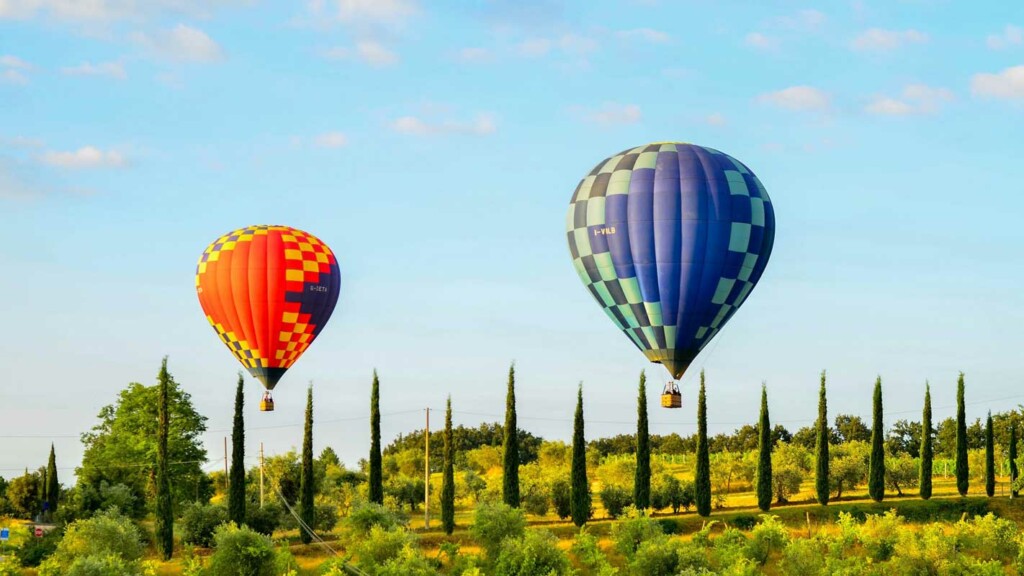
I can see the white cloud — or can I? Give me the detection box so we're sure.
[757,86,830,112]
[40,146,127,169]
[0,0,247,23]
[865,84,954,116]
[705,113,727,126]
[134,24,224,62]
[2,69,28,84]
[851,28,928,51]
[770,9,827,31]
[327,0,417,24]
[313,132,348,148]
[865,97,914,116]
[3,135,44,148]
[456,47,491,63]
[971,66,1024,100]
[61,60,127,79]
[390,113,496,136]
[573,102,642,125]
[323,41,398,66]
[616,28,670,44]
[0,54,30,69]
[1,54,31,84]
[987,25,1022,50]
[517,37,551,57]
[516,33,597,60]
[744,32,778,51]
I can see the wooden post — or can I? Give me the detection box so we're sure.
[259,442,265,508]
[425,408,431,529]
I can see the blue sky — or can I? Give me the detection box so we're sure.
[1,0,1023,478]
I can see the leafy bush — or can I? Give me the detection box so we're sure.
[315,502,339,532]
[629,535,682,576]
[351,525,416,574]
[611,507,662,561]
[493,530,572,576]
[375,543,440,576]
[522,486,550,517]
[15,526,62,567]
[206,523,276,576]
[599,485,632,519]
[245,501,283,536]
[38,509,143,575]
[858,510,903,562]
[0,556,21,576]
[551,479,571,519]
[469,501,526,560]
[570,528,617,576]
[343,500,407,539]
[180,502,228,547]
[957,513,1019,561]
[745,515,789,566]
[729,514,759,530]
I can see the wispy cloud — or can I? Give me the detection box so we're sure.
[322,41,398,66]
[0,0,244,23]
[850,28,928,51]
[319,0,417,25]
[516,33,597,59]
[757,86,830,112]
[40,146,128,169]
[744,32,778,51]
[61,60,127,79]
[971,66,1024,100]
[572,102,642,125]
[133,24,224,63]
[865,84,954,116]
[456,47,492,63]
[616,28,670,44]
[1,54,32,85]
[390,113,497,136]
[769,9,827,31]
[705,113,727,126]
[986,25,1022,50]
[313,132,348,148]
[2,135,45,148]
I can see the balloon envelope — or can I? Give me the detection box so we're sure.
[195,224,341,389]
[566,143,775,379]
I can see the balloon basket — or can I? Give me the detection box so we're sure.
[661,381,682,409]
[260,393,275,412]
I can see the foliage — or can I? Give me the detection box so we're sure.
[815,371,830,506]
[46,444,59,515]
[6,469,41,519]
[180,502,228,547]
[342,500,407,540]
[15,526,62,567]
[571,528,618,576]
[521,482,549,517]
[492,529,572,576]
[630,534,683,576]
[470,501,526,560]
[155,358,173,560]
[956,372,969,496]
[551,479,571,519]
[350,525,420,575]
[634,371,650,511]
[205,523,276,576]
[868,376,885,503]
[611,507,662,561]
[229,374,246,525]
[829,441,869,498]
[920,383,934,500]
[442,396,455,534]
[886,419,922,458]
[370,370,384,505]
[599,484,632,519]
[884,453,918,496]
[300,386,316,544]
[985,411,995,497]
[38,509,144,575]
[245,501,283,535]
[570,385,591,527]
[503,363,521,508]
[746,515,789,566]
[1011,422,1019,498]
[695,371,711,517]
[756,385,772,511]
[770,443,808,503]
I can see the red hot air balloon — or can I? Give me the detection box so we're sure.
[195,225,341,411]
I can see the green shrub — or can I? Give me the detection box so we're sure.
[206,523,276,576]
[857,510,903,562]
[469,501,526,560]
[343,500,407,538]
[629,535,681,576]
[611,507,662,561]
[315,502,339,532]
[957,513,1019,561]
[551,479,571,519]
[38,509,143,575]
[352,525,416,574]
[599,485,632,519]
[180,502,228,547]
[522,487,550,517]
[745,515,788,566]
[729,514,758,531]
[0,556,21,576]
[570,528,617,576]
[244,501,283,536]
[62,554,142,576]
[15,526,61,567]
[710,527,748,569]
[493,530,572,576]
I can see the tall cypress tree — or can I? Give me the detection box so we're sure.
[570,384,590,527]
[955,372,969,496]
[634,371,650,510]
[814,371,830,505]
[502,363,520,508]
[695,370,711,517]
[46,443,58,514]
[369,370,383,505]
[1010,422,1019,499]
[441,396,455,535]
[868,376,885,502]
[920,383,934,500]
[985,411,995,497]
[299,385,315,544]
[155,358,173,560]
[229,374,246,525]
[756,384,773,511]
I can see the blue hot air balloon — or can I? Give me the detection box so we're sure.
[566,143,775,406]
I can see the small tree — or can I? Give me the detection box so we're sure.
[1010,422,1019,499]
[756,384,773,511]
[229,374,246,525]
[695,370,711,517]
[955,372,969,496]
[551,479,571,519]
[503,363,520,508]
[985,411,995,497]
[815,371,830,506]
[299,385,315,544]
[441,396,455,535]
[920,383,934,500]
[369,370,383,505]
[155,358,174,560]
[868,376,885,502]
[634,371,650,511]
[45,444,58,515]
[570,384,590,526]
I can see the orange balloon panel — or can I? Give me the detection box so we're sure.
[195,225,341,390]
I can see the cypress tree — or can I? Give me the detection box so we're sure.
[955,372,969,496]
[920,383,934,500]
[502,363,520,508]
[1010,422,1019,499]
[695,370,711,517]
[46,443,58,514]
[756,383,773,511]
[155,358,173,560]
[229,374,246,525]
[985,411,995,497]
[369,370,383,505]
[570,384,590,527]
[868,376,885,502]
[299,385,315,544]
[441,396,455,535]
[634,371,650,511]
[814,371,830,505]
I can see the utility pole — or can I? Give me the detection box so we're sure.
[259,442,265,508]
[424,407,430,529]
